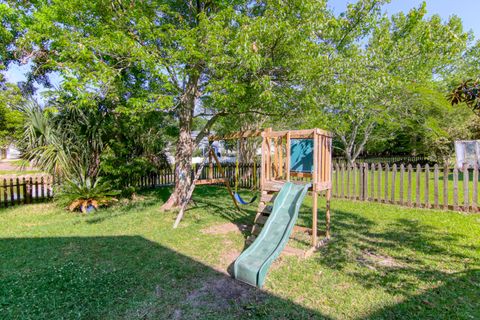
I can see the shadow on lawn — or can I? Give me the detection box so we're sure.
[186,185,258,228]
[84,187,174,224]
[367,269,480,319]
[315,206,480,318]
[0,236,328,320]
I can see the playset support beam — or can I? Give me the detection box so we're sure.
[175,127,333,250]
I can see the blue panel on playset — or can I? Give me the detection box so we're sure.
[290,139,314,173]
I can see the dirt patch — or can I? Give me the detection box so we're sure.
[186,276,263,311]
[357,250,402,269]
[201,222,250,235]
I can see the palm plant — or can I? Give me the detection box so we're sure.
[57,176,119,213]
[20,100,116,211]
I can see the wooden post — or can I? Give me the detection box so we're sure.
[312,132,319,248]
[352,163,357,199]
[325,188,331,240]
[370,163,375,201]
[41,177,45,200]
[399,164,405,205]
[363,163,368,201]
[453,166,459,211]
[391,164,397,204]
[3,178,7,207]
[16,178,21,205]
[443,164,449,210]
[377,163,382,201]
[340,163,345,198]
[335,163,339,197]
[9,178,14,205]
[463,164,469,211]
[425,164,430,209]
[384,164,389,203]
[407,164,412,207]
[416,164,421,208]
[278,137,284,179]
[286,132,291,182]
[473,163,478,212]
[261,133,267,189]
[346,164,351,199]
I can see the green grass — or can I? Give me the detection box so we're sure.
[0,186,479,319]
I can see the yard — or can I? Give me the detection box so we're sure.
[0,186,479,319]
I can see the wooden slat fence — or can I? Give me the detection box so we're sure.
[6,162,478,214]
[333,155,433,166]
[135,163,261,190]
[332,163,480,213]
[0,176,54,207]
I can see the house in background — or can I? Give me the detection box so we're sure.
[0,144,21,160]
[454,140,480,169]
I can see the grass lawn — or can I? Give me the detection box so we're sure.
[0,186,479,319]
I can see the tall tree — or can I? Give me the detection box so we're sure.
[305,2,468,163]
[8,0,329,209]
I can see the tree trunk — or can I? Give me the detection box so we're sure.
[161,81,197,211]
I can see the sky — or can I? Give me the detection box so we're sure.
[4,0,480,90]
[330,0,480,37]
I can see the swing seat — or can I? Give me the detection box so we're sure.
[234,192,257,205]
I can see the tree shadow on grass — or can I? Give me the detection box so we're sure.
[313,206,480,318]
[186,186,258,228]
[84,187,174,225]
[0,236,329,320]
[367,269,480,319]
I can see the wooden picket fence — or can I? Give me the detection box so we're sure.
[5,162,478,214]
[137,162,480,213]
[0,176,54,207]
[332,163,480,213]
[333,155,433,165]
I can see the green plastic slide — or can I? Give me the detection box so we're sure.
[234,182,311,287]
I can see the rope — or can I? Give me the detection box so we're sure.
[235,140,240,193]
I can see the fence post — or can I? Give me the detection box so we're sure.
[425,164,430,209]
[335,163,339,197]
[370,163,375,201]
[399,164,405,206]
[407,164,412,207]
[474,163,478,212]
[443,164,449,210]
[28,177,33,204]
[453,166,459,211]
[377,163,382,201]
[391,164,397,204]
[384,164,389,203]
[340,163,345,198]
[3,178,7,207]
[463,163,469,211]
[9,178,14,205]
[416,164,421,208]
[15,178,20,205]
[362,163,368,201]
[346,164,351,199]
[434,164,439,209]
